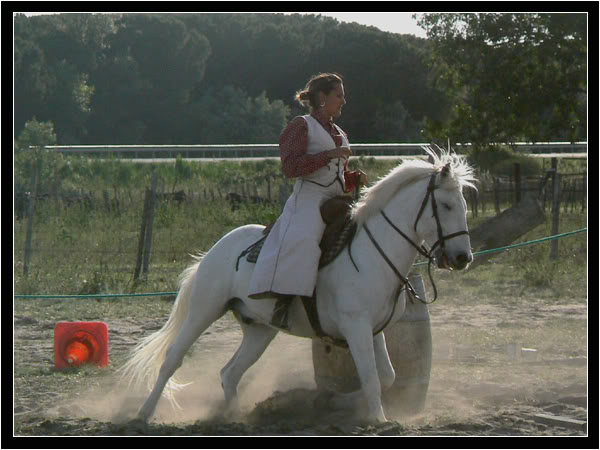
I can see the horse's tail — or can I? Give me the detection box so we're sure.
[117,253,205,406]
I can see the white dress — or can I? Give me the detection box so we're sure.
[248,115,350,298]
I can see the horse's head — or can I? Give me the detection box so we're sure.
[352,146,477,271]
[414,154,476,271]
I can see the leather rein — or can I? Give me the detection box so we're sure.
[305,167,469,348]
[363,168,469,306]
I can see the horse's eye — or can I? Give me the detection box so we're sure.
[442,203,451,210]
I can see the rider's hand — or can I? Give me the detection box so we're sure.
[357,170,367,185]
[327,146,352,160]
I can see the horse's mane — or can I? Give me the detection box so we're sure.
[352,146,477,227]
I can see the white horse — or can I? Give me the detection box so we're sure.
[119,147,477,423]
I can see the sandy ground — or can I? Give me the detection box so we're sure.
[13,299,588,437]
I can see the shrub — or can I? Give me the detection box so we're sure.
[469,145,542,177]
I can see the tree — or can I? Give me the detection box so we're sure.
[14,12,443,145]
[98,14,211,143]
[14,119,71,200]
[14,14,110,144]
[14,35,49,132]
[417,13,587,145]
[184,86,289,144]
[15,118,57,152]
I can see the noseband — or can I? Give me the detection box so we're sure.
[363,168,469,305]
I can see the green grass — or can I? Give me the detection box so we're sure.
[14,157,587,301]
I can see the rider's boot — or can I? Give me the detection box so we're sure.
[271,294,294,330]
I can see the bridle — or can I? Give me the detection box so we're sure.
[413,166,471,257]
[363,166,470,306]
[308,166,469,346]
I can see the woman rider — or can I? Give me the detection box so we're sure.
[248,73,367,328]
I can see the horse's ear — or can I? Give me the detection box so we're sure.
[441,163,451,177]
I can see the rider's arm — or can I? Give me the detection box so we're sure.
[280,117,330,178]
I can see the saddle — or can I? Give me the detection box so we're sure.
[237,195,357,270]
[236,195,357,344]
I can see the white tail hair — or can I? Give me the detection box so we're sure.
[117,253,205,407]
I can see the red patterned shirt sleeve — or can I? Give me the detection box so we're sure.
[280,117,330,178]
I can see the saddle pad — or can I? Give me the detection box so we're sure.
[238,219,357,270]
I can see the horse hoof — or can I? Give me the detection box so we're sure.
[127,417,150,432]
[223,398,241,420]
[364,413,388,424]
[135,414,149,423]
[136,407,152,423]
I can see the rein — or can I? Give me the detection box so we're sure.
[364,169,469,306]
[306,168,469,346]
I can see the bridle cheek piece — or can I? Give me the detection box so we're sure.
[414,168,470,254]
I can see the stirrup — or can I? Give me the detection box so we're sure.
[271,295,293,330]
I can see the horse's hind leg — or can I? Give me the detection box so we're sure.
[220,320,278,415]
[137,303,226,421]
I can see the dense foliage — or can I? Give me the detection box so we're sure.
[14,12,586,146]
[14,13,438,145]
[417,13,587,145]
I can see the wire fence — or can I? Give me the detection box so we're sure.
[13,155,587,297]
[14,227,588,300]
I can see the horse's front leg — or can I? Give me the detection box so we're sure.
[374,331,395,392]
[339,316,387,423]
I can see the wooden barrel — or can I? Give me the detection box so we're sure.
[312,273,432,415]
[312,339,360,394]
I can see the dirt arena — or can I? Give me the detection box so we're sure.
[13,290,587,437]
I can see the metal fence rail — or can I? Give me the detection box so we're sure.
[46,142,588,159]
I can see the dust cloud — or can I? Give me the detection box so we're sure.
[51,331,318,425]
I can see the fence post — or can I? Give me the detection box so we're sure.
[479,178,486,214]
[493,177,500,214]
[469,187,478,218]
[23,160,41,276]
[134,188,151,282]
[582,175,587,213]
[569,179,575,213]
[514,163,521,204]
[142,170,158,277]
[550,172,562,260]
[134,170,157,282]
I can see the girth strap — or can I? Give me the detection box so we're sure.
[301,295,349,348]
[301,294,324,338]
[300,287,403,349]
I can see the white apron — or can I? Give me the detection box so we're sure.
[248,115,350,298]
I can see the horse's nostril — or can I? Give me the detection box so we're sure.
[455,253,472,265]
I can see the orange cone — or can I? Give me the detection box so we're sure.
[64,340,91,366]
[54,322,108,369]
